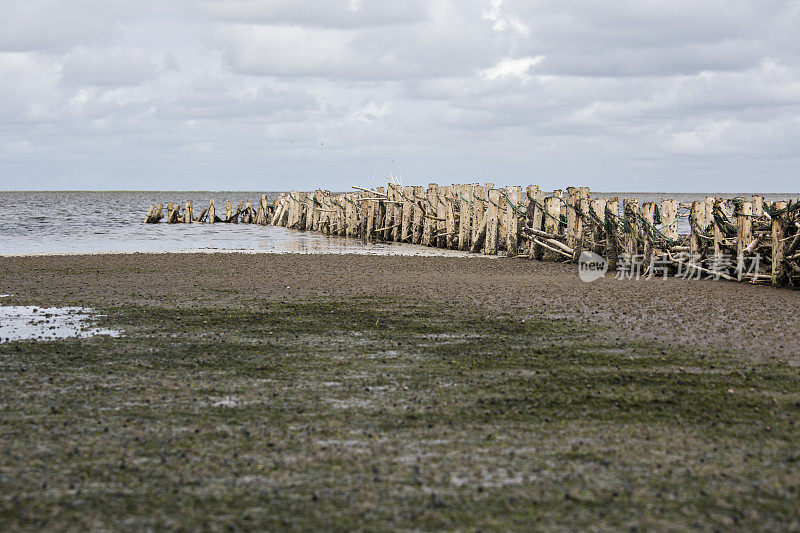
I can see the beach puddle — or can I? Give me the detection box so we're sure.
[0,305,121,342]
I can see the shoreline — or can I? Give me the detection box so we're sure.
[1,252,797,359]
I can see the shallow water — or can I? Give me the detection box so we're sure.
[0,190,796,256]
[0,304,121,342]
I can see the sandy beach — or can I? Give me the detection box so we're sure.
[1,252,798,359]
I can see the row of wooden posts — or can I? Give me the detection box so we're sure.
[144,184,800,288]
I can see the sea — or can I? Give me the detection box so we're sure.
[0,191,797,256]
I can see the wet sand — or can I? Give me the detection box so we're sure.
[0,253,797,359]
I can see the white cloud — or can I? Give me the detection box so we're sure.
[0,0,799,191]
[481,56,544,80]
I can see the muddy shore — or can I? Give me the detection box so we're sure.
[1,253,797,359]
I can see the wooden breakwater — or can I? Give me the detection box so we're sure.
[143,184,800,288]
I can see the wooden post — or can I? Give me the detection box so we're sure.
[589,198,607,255]
[689,201,705,256]
[421,184,437,247]
[735,200,753,276]
[208,199,215,224]
[711,198,724,258]
[338,194,346,236]
[400,186,412,242]
[524,185,538,257]
[506,186,521,257]
[366,193,376,242]
[344,194,354,237]
[144,204,155,224]
[566,187,579,251]
[350,193,360,238]
[444,186,456,248]
[605,198,619,271]
[471,184,485,247]
[531,188,546,260]
[232,201,243,224]
[263,195,271,226]
[458,184,472,251]
[703,197,715,253]
[382,186,394,241]
[269,197,283,226]
[167,201,179,224]
[304,194,313,230]
[622,198,639,260]
[772,201,787,287]
[435,187,447,248]
[254,197,264,225]
[498,190,507,249]
[411,186,424,244]
[311,192,321,231]
[543,196,562,261]
[642,201,655,269]
[392,187,403,242]
[285,192,294,228]
[661,200,678,242]
[324,196,334,234]
[297,194,305,229]
[225,201,232,223]
[373,188,384,240]
[574,192,591,261]
[184,201,193,224]
[752,195,765,217]
[485,189,501,255]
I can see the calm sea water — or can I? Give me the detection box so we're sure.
[0,191,796,256]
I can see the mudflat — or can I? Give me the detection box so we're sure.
[1,253,799,530]
[1,253,798,358]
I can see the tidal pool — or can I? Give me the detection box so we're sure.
[0,305,121,342]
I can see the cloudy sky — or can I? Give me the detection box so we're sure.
[1,0,799,192]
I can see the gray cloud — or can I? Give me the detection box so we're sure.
[0,0,798,192]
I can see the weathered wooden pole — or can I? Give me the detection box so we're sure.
[574,192,591,261]
[711,198,724,258]
[400,187,412,242]
[689,201,705,257]
[184,201,193,224]
[471,184,485,247]
[735,200,754,276]
[382,186,394,241]
[530,188,546,260]
[506,186,521,257]
[411,186,424,244]
[661,200,678,242]
[498,190,508,248]
[392,187,403,242]
[208,199,215,224]
[641,201,655,269]
[167,201,179,223]
[485,188,501,255]
[543,196,562,261]
[605,198,619,271]
[752,195,765,217]
[421,184,437,247]
[435,187,447,248]
[588,198,607,255]
[566,187,579,251]
[458,184,473,251]
[622,198,639,260]
[772,202,787,287]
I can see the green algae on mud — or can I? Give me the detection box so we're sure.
[1,297,799,530]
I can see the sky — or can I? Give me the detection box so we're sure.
[1,0,799,192]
